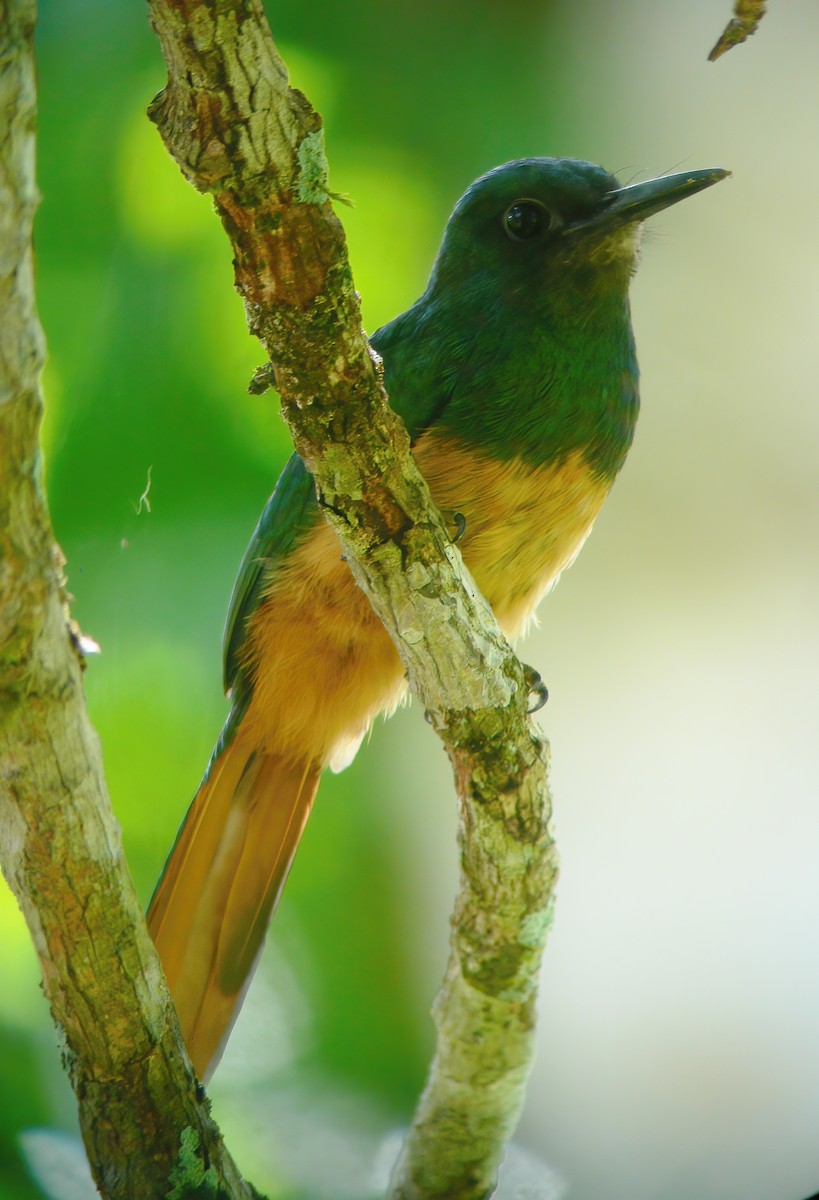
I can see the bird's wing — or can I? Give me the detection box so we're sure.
[222,451,318,695]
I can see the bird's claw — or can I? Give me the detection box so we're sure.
[523,664,549,713]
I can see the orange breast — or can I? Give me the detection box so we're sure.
[241,432,613,769]
[415,433,612,639]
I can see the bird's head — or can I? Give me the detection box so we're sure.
[428,157,728,308]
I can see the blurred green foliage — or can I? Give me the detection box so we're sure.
[4,1,566,1196]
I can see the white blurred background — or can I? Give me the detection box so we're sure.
[368,5,819,1199]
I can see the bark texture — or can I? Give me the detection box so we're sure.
[146,3,558,1198]
[0,2,259,1196]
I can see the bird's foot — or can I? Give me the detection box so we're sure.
[523,664,549,713]
[451,511,467,544]
[442,509,467,545]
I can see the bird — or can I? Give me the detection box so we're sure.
[147,156,728,1081]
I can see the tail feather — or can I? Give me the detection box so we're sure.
[147,739,320,1081]
[148,743,253,969]
[217,755,316,994]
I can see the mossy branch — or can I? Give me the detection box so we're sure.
[0,2,261,1197]
[145,2,559,1197]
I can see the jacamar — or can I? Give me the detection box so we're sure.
[148,157,727,1080]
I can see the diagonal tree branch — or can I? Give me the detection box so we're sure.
[146,3,558,1197]
[0,2,261,1196]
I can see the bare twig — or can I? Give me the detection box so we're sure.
[145,1,557,1197]
[709,0,767,61]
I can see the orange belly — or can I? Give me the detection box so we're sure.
[241,433,613,769]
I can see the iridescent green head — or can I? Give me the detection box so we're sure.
[429,157,728,298]
[376,157,727,475]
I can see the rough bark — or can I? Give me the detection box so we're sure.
[146,3,558,1198]
[0,2,260,1196]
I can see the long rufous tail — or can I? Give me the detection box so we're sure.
[147,738,320,1081]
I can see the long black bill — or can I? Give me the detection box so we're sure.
[565,167,730,237]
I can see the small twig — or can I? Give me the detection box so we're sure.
[709,0,767,61]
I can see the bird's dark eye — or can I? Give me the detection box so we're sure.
[504,201,549,242]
